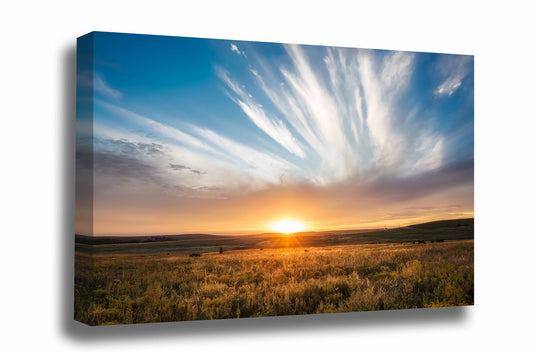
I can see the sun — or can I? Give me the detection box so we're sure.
[269,219,305,234]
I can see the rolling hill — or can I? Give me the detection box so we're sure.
[75,218,473,255]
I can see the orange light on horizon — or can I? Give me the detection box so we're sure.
[269,219,305,234]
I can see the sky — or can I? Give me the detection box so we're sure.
[76,32,474,236]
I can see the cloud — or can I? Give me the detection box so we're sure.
[88,137,169,185]
[228,45,442,183]
[96,100,222,157]
[358,51,404,168]
[93,150,157,181]
[434,77,462,96]
[78,72,122,99]
[230,43,240,54]
[280,45,350,179]
[94,75,122,99]
[169,163,188,170]
[88,135,221,204]
[217,68,306,158]
[87,44,473,235]
[89,154,474,235]
[230,43,246,57]
[100,139,164,156]
[94,101,304,193]
[357,158,474,202]
[91,46,472,220]
[189,125,300,184]
[434,55,472,97]
[380,51,415,94]
[169,163,204,174]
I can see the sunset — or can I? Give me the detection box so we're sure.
[75,32,474,325]
[76,33,473,237]
[269,219,306,234]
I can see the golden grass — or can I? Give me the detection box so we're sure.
[75,240,473,325]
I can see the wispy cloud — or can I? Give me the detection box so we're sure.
[78,72,122,99]
[281,45,351,180]
[380,51,415,95]
[96,100,221,157]
[217,68,306,158]
[434,55,472,97]
[92,45,468,202]
[94,101,303,194]
[83,37,473,235]
[189,125,300,184]
[94,73,122,99]
[224,45,442,183]
[434,77,462,96]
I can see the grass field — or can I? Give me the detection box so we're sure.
[74,239,474,325]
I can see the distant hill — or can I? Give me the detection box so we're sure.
[75,233,227,245]
[331,218,474,245]
[75,218,473,255]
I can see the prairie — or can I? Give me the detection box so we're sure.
[74,239,474,325]
[75,218,474,255]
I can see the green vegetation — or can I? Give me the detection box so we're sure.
[75,240,474,325]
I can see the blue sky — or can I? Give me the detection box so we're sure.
[76,32,474,235]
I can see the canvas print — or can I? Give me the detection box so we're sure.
[75,32,474,326]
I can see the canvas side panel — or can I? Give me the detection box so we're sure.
[74,33,95,325]
[75,33,94,238]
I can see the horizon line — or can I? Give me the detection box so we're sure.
[76,216,474,238]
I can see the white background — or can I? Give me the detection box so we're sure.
[1,0,532,352]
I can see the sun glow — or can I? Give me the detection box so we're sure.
[269,219,305,234]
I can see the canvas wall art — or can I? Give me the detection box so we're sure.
[75,31,474,326]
